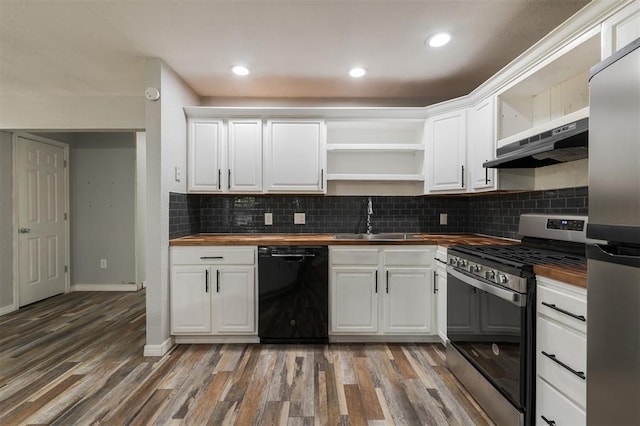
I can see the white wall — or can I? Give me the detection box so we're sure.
[144,58,199,354]
[135,132,147,286]
[0,95,145,130]
[0,132,14,312]
[70,133,136,287]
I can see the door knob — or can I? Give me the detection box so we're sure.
[18,227,31,234]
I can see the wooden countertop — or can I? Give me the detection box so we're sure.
[169,233,517,247]
[169,233,586,288]
[534,264,587,289]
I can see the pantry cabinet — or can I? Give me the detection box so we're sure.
[264,120,326,193]
[425,109,467,192]
[329,246,436,339]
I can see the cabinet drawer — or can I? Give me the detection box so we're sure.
[536,377,585,426]
[537,283,586,333]
[171,247,256,265]
[537,316,586,407]
[330,248,379,265]
[384,248,434,266]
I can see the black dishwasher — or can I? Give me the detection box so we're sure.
[258,246,328,343]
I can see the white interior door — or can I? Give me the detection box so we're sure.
[17,136,67,306]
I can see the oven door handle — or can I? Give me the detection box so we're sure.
[447,267,526,307]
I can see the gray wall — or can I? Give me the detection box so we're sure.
[0,132,13,310]
[70,133,136,285]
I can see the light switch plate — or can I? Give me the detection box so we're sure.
[174,166,182,182]
[264,212,273,226]
[294,212,306,225]
[440,213,448,225]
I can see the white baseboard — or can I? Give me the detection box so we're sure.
[174,335,260,344]
[329,334,440,343]
[0,304,18,316]
[72,283,141,292]
[143,337,174,357]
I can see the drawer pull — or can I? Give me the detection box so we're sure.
[541,302,586,322]
[541,415,556,426]
[541,351,586,380]
[200,256,224,260]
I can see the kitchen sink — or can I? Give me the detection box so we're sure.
[333,233,422,241]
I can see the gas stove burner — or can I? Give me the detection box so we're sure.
[452,244,586,267]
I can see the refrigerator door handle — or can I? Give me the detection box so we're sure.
[587,244,640,268]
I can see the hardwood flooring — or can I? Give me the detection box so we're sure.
[0,290,493,425]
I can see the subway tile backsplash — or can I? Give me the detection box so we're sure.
[169,186,588,240]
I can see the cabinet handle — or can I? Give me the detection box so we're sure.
[375,270,378,293]
[485,164,489,184]
[461,165,465,188]
[433,270,438,294]
[386,270,389,293]
[321,169,324,190]
[216,270,220,293]
[541,302,586,322]
[541,351,586,379]
[228,169,231,190]
[540,415,556,426]
[205,269,209,293]
[200,256,224,260]
[218,169,221,190]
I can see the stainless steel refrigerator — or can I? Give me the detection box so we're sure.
[587,37,640,426]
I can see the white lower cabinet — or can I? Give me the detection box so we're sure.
[536,276,587,425]
[170,246,257,338]
[435,247,448,344]
[330,246,436,339]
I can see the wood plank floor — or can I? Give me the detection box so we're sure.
[0,290,493,425]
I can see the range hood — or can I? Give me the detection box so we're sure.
[484,117,588,169]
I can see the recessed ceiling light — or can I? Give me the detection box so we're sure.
[231,65,250,76]
[427,32,452,48]
[349,67,367,78]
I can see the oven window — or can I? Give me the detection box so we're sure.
[447,271,526,408]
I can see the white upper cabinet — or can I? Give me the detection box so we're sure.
[602,0,640,59]
[228,119,263,192]
[265,120,326,193]
[188,119,223,192]
[468,97,497,191]
[188,118,263,193]
[426,109,467,192]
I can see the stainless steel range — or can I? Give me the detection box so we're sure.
[446,214,595,426]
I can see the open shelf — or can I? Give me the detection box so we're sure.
[326,173,424,181]
[326,143,424,152]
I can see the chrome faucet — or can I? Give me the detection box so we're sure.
[366,197,374,235]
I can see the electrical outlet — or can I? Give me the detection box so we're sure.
[294,212,306,225]
[440,213,448,225]
[264,212,273,226]
[100,259,107,269]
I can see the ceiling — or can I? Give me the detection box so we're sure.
[0,0,591,105]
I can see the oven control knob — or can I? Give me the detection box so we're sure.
[469,264,481,273]
[459,259,468,268]
[498,274,509,284]
[485,270,497,281]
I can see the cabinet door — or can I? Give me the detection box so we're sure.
[469,97,497,191]
[602,1,640,59]
[426,110,467,192]
[330,267,378,333]
[383,268,433,334]
[213,266,256,334]
[188,119,223,192]
[228,119,263,192]
[435,264,448,343]
[170,265,212,334]
[265,120,326,193]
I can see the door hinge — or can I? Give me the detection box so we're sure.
[64,160,67,168]
[64,212,68,220]
[64,265,68,273]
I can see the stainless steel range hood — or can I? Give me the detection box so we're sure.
[484,117,588,169]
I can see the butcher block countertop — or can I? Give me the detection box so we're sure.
[169,233,516,247]
[534,264,587,289]
[169,233,587,288]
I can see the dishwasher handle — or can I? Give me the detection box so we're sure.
[269,253,316,258]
